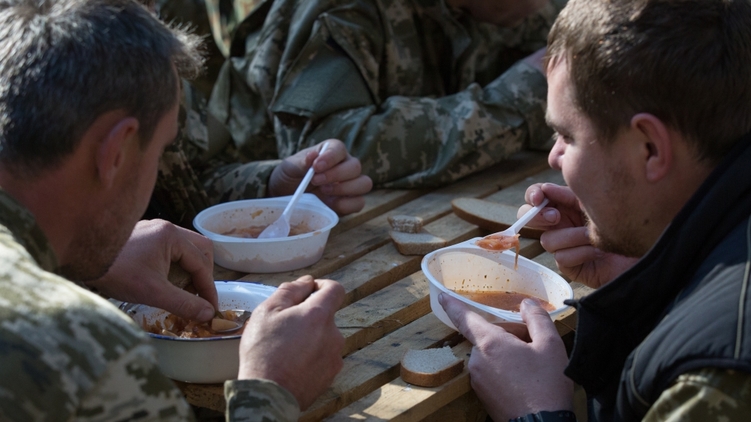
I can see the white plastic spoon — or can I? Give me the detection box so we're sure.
[476,198,550,250]
[495,197,549,238]
[258,141,330,239]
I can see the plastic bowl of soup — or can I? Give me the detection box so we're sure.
[421,238,573,329]
[119,281,276,384]
[193,194,338,273]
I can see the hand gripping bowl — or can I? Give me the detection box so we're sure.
[421,238,574,330]
[193,194,338,273]
[119,281,276,384]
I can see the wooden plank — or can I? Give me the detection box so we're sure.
[333,189,428,236]
[338,272,432,356]
[420,391,486,422]
[300,314,459,422]
[327,341,475,422]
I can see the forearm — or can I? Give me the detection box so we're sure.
[303,61,550,188]
[199,159,281,203]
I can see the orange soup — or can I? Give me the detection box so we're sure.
[221,222,312,238]
[453,290,555,312]
[476,234,521,269]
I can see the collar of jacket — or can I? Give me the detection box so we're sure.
[0,189,58,272]
[564,131,751,394]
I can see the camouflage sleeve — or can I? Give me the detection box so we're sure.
[643,367,751,421]
[199,158,281,204]
[152,79,279,227]
[301,61,550,189]
[225,378,300,422]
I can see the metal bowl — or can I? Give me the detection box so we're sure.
[193,194,338,273]
[422,238,573,330]
[120,281,276,383]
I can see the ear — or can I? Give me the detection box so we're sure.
[631,113,673,183]
[96,117,139,188]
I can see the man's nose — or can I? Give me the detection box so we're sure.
[548,138,564,170]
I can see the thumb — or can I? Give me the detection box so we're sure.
[520,299,559,344]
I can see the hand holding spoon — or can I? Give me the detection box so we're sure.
[258,141,330,239]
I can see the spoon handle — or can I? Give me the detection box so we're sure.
[508,198,549,235]
[281,141,330,218]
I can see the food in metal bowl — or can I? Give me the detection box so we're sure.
[119,281,276,383]
[140,309,251,338]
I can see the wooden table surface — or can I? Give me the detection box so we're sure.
[175,150,594,421]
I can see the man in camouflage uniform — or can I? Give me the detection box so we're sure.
[441,0,751,421]
[208,0,564,187]
[147,0,563,226]
[0,0,343,420]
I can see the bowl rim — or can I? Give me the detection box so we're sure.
[421,238,574,320]
[120,281,277,342]
[192,194,338,243]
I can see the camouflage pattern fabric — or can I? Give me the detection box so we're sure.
[0,189,297,420]
[150,80,280,227]
[225,379,300,421]
[207,0,565,189]
[645,367,751,421]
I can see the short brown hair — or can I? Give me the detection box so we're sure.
[0,0,204,178]
[546,0,751,163]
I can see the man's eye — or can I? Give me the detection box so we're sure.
[554,132,573,144]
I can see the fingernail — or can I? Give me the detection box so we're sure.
[543,209,557,223]
[438,292,445,304]
[197,307,214,322]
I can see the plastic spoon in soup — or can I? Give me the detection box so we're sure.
[476,198,549,268]
[258,141,330,239]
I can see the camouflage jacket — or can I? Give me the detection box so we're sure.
[207,0,563,189]
[0,190,299,421]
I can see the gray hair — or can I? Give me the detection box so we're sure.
[0,0,204,177]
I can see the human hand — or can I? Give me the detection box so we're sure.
[440,294,573,421]
[520,183,638,288]
[237,275,345,410]
[268,139,373,215]
[87,219,218,321]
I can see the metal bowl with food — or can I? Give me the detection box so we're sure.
[193,194,338,273]
[421,238,573,330]
[119,281,276,384]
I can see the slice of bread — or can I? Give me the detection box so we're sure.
[400,346,464,387]
[388,215,424,233]
[389,229,447,255]
[452,197,544,239]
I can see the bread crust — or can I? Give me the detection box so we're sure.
[399,348,464,387]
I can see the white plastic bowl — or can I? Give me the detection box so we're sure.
[422,238,573,330]
[119,281,276,384]
[193,194,338,273]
